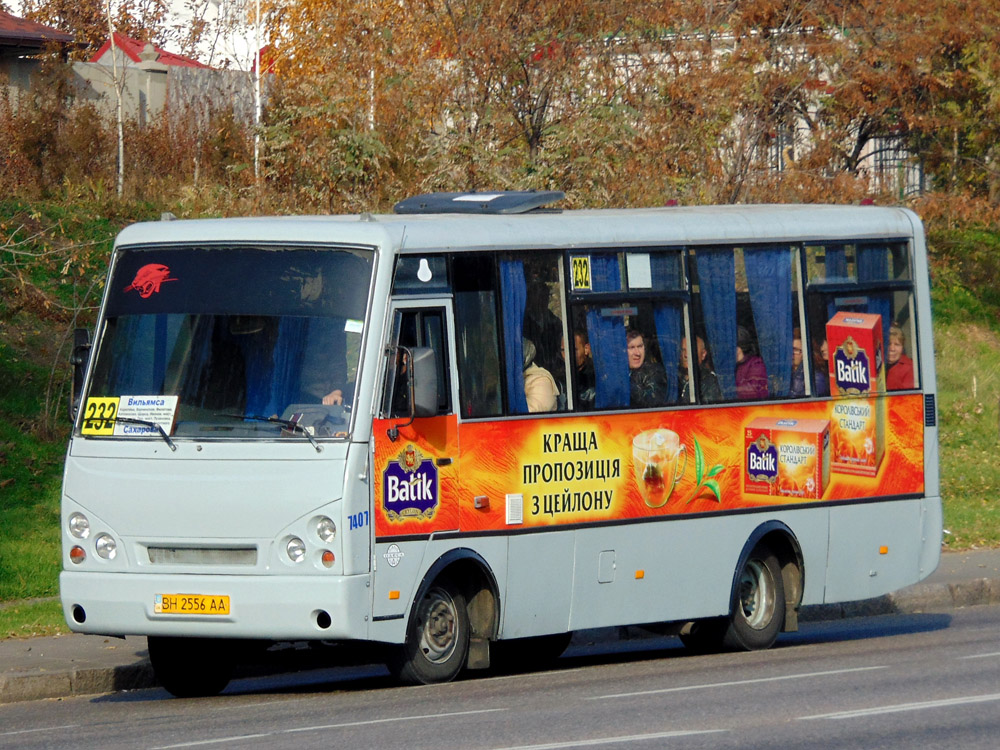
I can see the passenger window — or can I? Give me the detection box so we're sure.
[568,250,686,410]
[499,253,567,415]
[690,245,799,403]
[805,241,917,392]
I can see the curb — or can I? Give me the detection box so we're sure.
[0,662,154,704]
[2,578,999,705]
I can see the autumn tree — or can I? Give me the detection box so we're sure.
[21,0,173,58]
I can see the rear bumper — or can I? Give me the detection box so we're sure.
[60,571,372,641]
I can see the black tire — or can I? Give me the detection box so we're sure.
[148,636,235,698]
[678,617,729,654]
[390,579,470,685]
[721,544,785,651]
[491,631,572,673]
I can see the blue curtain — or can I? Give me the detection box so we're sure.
[500,259,529,415]
[858,245,892,341]
[746,246,794,397]
[695,249,737,400]
[586,254,629,408]
[824,246,848,323]
[651,254,681,403]
[240,332,275,417]
[826,246,848,280]
[108,314,180,395]
[260,317,311,416]
[107,316,157,394]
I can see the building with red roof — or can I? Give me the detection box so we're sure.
[89,32,209,70]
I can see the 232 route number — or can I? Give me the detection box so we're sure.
[81,397,119,435]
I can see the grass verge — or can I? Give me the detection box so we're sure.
[0,600,67,639]
[935,321,1000,548]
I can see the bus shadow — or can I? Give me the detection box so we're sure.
[91,612,953,703]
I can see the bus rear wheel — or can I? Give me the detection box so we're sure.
[391,579,469,685]
[680,544,785,654]
[148,636,235,698]
[722,544,785,651]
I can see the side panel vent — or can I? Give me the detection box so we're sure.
[924,394,937,427]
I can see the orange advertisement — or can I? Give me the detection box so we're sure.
[373,395,925,539]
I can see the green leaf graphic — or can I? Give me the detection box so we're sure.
[704,478,722,503]
[694,437,705,484]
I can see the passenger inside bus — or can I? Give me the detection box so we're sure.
[790,328,806,397]
[626,328,668,408]
[680,335,722,403]
[735,326,768,400]
[563,330,595,410]
[522,338,560,413]
[813,336,830,396]
[886,323,914,390]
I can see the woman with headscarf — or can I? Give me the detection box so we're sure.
[735,326,768,400]
[522,338,559,412]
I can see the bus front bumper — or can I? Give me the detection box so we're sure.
[60,571,373,641]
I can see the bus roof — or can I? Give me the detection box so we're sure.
[114,204,922,254]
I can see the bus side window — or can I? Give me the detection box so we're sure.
[498,253,567,415]
[804,242,918,392]
[690,245,798,403]
[453,255,503,418]
[381,308,451,419]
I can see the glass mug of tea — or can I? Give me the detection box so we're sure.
[632,429,687,508]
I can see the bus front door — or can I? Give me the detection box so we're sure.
[372,302,460,618]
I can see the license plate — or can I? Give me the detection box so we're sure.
[154,594,230,615]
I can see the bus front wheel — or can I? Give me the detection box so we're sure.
[148,636,235,698]
[391,579,470,685]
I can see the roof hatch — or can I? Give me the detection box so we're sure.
[393,190,565,215]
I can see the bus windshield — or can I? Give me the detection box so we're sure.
[83,245,374,440]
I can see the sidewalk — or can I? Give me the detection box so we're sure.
[3,548,999,705]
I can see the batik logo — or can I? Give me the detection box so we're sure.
[746,434,778,484]
[833,335,871,395]
[383,444,439,521]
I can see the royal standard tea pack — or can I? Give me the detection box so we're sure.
[744,417,831,499]
[826,311,886,477]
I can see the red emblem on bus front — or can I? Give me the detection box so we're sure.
[124,264,177,298]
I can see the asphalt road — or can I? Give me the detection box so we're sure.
[1,606,999,750]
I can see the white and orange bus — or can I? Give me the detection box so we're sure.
[61,193,940,696]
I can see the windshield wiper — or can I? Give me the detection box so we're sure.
[102,416,177,452]
[214,413,323,453]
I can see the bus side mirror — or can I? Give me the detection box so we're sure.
[387,346,438,442]
[409,346,438,418]
[70,328,92,421]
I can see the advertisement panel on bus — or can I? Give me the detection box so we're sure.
[373,393,924,538]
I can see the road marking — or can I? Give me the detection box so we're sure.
[149,708,507,749]
[0,724,79,737]
[489,729,727,750]
[800,693,1000,720]
[958,651,1000,660]
[591,666,886,699]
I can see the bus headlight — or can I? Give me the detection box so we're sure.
[316,517,337,543]
[286,536,306,563]
[95,533,117,560]
[69,512,90,539]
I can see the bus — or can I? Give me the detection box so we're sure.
[61,192,940,696]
